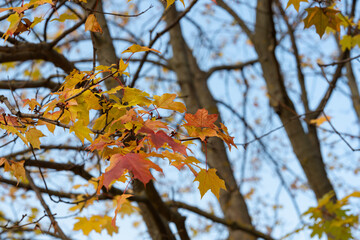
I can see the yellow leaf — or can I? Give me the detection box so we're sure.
[11,160,26,185]
[3,13,22,39]
[153,93,186,113]
[85,14,103,33]
[73,215,118,236]
[166,0,175,9]
[25,128,45,149]
[70,120,93,143]
[310,116,331,126]
[121,87,152,107]
[50,13,78,22]
[23,98,40,111]
[118,58,129,77]
[286,0,308,12]
[30,17,43,28]
[194,168,226,199]
[122,44,161,54]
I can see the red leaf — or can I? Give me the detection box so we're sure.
[184,109,218,128]
[139,127,187,155]
[103,153,162,187]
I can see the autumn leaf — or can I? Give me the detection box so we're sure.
[103,153,163,187]
[23,98,40,111]
[217,123,237,151]
[118,58,129,77]
[1,159,26,185]
[194,168,226,199]
[85,14,103,33]
[50,13,78,22]
[184,109,218,128]
[122,44,161,54]
[139,127,187,155]
[112,194,132,227]
[118,87,152,107]
[3,13,22,41]
[166,0,185,9]
[73,215,118,236]
[153,93,186,113]
[184,125,218,141]
[303,7,341,38]
[340,35,360,51]
[310,116,331,126]
[11,160,26,185]
[286,0,308,12]
[25,128,45,149]
[70,120,93,143]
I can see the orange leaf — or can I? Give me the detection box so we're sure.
[104,153,162,187]
[194,168,226,199]
[303,7,340,38]
[122,44,161,54]
[112,194,132,227]
[184,125,218,141]
[310,116,331,126]
[85,14,103,33]
[184,109,218,128]
[25,128,45,149]
[153,93,186,113]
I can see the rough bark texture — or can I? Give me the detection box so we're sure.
[85,0,121,89]
[164,5,255,240]
[346,61,360,122]
[252,0,335,201]
[133,180,177,240]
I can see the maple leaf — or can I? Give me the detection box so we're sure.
[25,128,45,149]
[12,160,26,185]
[139,127,187,155]
[103,153,162,187]
[310,116,331,126]
[73,215,118,236]
[217,123,237,151]
[112,194,132,227]
[23,98,40,111]
[194,168,226,199]
[184,109,218,128]
[153,93,186,113]
[1,160,26,185]
[85,14,103,33]
[118,58,129,77]
[286,0,308,12]
[112,196,138,218]
[340,35,360,51]
[50,13,78,22]
[303,7,341,38]
[184,125,218,141]
[122,44,161,54]
[121,87,152,107]
[2,13,22,41]
[70,120,93,143]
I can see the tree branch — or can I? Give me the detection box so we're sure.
[168,201,275,240]
[25,170,70,240]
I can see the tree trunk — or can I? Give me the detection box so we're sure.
[164,5,255,240]
[252,0,335,201]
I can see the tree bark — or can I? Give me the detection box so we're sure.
[164,5,255,240]
[252,0,335,200]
